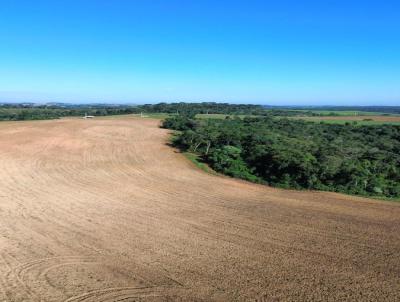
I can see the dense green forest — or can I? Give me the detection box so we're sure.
[139,102,266,115]
[0,104,140,121]
[163,115,400,199]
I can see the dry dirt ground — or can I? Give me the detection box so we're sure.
[0,116,399,302]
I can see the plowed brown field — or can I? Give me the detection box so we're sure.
[0,116,399,301]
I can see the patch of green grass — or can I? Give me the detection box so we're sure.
[131,113,174,119]
[196,113,400,125]
[293,118,400,126]
[282,109,393,116]
[99,114,136,119]
[364,195,400,203]
[183,152,218,175]
[167,133,214,175]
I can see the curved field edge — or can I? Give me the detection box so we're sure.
[179,147,400,203]
[166,127,400,204]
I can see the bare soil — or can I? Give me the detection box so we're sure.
[0,116,399,301]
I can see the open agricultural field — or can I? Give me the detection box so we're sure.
[284,109,391,116]
[196,112,400,125]
[290,115,400,125]
[0,116,399,301]
[133,113,174,119]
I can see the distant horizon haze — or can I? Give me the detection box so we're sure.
[0,1,399,105]
[0,99,399,108]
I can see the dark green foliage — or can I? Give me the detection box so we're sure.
[209,146,259,182]
[0,104,141,121]
[143,103,333,117]
[141,102,265,116]
[162,115,196,131]
[165,115,400,199]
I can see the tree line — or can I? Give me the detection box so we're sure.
[3,102,399,121]
[0,102,265,121]
[140,102,266,116]
[0,106,140,121]
[163,115,400,199]
[140,102,351,117]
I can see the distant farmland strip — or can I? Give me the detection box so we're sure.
[290,115,400,125]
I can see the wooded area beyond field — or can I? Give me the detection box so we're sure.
[163,115,400,200]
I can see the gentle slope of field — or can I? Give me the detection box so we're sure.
[0,116,399,301]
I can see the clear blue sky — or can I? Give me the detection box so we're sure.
[0,0,399,105]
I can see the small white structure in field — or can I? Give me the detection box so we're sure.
[83,113,94,119]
